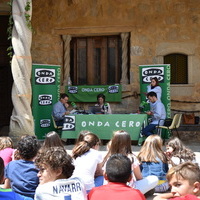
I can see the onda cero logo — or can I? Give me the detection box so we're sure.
[142,67,164,83]
[63,116,75,131]
[68,86,78,94]
[40,119,51,128]
[35,69,55,85]
[38,94,52,106]
[108,85,119,94]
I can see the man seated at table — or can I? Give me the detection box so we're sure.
[52,93,70,126]
[142,91,166,137]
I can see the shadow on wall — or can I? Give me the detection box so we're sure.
[0,126,9,136]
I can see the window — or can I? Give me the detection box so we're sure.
[70,35,124,85]
[164,53,188,84]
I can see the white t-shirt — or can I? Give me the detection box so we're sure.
[72,149,103,191]
[34,177,87,200]
[147,85,162,101]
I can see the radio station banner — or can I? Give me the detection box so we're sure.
[65,84,122,102]
[32,64,61,139]
[62,114,147,141]
[139,64,171,138]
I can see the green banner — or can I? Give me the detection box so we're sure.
[65,85,122,102]
[32,64,61,139]
[139,64,171,138]
[61,114,147,141]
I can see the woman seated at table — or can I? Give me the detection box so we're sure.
[95,93,112,114]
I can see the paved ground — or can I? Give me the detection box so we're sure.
[64,140,200,200]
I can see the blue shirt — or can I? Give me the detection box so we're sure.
[0,188,25,200]
[140,158,168,180]
[5,160,39,198]
[52,101,67,121]
[150,100,166,125]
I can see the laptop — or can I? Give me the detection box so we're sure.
[88,106,102,114]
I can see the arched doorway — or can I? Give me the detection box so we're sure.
[0,15,13,133]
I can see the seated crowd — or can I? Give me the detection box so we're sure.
[0,132,200,200]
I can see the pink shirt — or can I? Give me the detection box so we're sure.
[0,148,14,166]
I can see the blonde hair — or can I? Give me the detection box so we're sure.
[0,137,13,150]
[137,134,167,163]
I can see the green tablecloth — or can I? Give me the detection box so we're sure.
[61,114,147,142]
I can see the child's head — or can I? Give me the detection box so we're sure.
[72,133,101,159]
[138,134,166,163]
[35,147,74,184]
[105,154,132,183]
[166,137,184,155]
[109,130,132,155]
[0,137,13,150]
[0,157,4,184]
[76,130,93,144]
[142,134,163,150]
[43,131,65,149]
[166,137,195,163]
[17,135,40,160]
[167,162,200,197]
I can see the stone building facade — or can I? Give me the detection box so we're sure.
[30,0,200,115]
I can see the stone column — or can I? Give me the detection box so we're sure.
[62,35,72,86]
[9,0,34,141]
[120,32,129,85]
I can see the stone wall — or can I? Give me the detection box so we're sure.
[31,0,200,113]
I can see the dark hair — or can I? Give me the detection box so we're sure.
[72,133,101,159]
[17,135,40,160]
[43,131,65,149]
[60,93,69,99]
[151,77,160,86]
[76,130,93,144]
[0,157,4,183]
[97,93,105,103]
[106,154,132,183]
[147,91,157,98]
[35,147,74,179]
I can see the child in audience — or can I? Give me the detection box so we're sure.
[34,146,87,199]
[138,134,169,192]
[0,156,27,200]
[41,131,65,150]
[102,130,158,194]
[165,137,196,168]
[153,162,200,200]
[4,135,40,199]
[0,136,14,166]
[75,130,92,144]
[72,133,104,192]
[88,154,145,200]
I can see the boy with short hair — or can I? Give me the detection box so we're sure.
[153,162,200,200]
[34,146,87,200]
[0,157,26,200]
[4,135,40,199]
[88,154,145,200]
